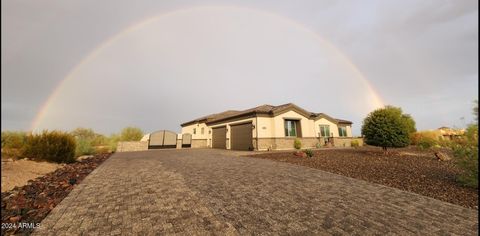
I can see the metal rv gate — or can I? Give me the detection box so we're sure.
[182,133,192,148]
[148,130,177,149]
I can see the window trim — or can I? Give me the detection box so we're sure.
[284,119,298,137]
[338,126,347,137]
[319,125,330,138]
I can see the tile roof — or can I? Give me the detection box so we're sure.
[181,103,352,126]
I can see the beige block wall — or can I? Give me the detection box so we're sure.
[117,141,148,152]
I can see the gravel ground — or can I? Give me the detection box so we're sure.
[248,146,478,209]
[1,159,63,192]
[1,153,111,235]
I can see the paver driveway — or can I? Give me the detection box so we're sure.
[34,149,478,235]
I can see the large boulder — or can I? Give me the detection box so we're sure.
[434,151,452,161]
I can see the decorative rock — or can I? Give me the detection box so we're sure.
[1,153,111,235]
[434,151,452,161]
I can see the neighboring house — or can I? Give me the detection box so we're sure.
[181,103,361,151]
[436,127,465,140]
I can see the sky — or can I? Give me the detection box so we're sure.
[2,0,478,136]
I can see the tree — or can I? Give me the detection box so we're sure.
[402,114,417,134]
[119,127,143,141]
[361,106,413,151]
[70,127,96,140]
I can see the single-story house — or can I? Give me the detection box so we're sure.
[181,103,362,151]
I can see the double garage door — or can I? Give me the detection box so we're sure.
[212,123,253,151]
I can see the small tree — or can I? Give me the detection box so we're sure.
[119,127,143,141]
[361,106,413,151]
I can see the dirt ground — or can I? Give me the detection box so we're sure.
[248,146,478,209]
[1,159,62,192]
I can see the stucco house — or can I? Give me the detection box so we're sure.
[181,103,362,151]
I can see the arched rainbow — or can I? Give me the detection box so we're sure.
[30,5,385,132]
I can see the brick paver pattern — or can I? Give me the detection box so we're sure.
[34,149,478,235]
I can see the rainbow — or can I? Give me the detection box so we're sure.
[30,5,385,132]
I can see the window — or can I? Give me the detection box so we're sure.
[338,126,347,137]
[284,120,297,137]
[201,127,204,135]
[319,125,330,137]
[193,128,196,134]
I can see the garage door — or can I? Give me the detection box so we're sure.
[212,126,226,149]
[231,123,253,151]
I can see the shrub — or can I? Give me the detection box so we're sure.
[361,106,414,151]
[1,131,27,149]
[22,130,76,163]
[410,131,440,145]
[315,143,322,149]
[417,136,438,149]
[95,146,111,154]
[452,124,478,188]
[70,128,96,141]
[1,131,28,159]
[108,133,120,152]
[119,127,143,141]
[293,139,302,150]
[303,149,314,157]
[351,140,360,148]
[75,138,95,156]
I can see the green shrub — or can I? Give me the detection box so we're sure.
[108,133,120,152]
[293,139,302,150]
[361,106,414,151]
[119,127,143,141]
[1,131,27,149]
[315,143,322,148]
[303,149,314,157]
[351,140,360,148]
[1,148,23,159]
[452,124,478,188]
[410,131,440,145]
[22,130,76,163]
[75,138,95,156]
[417,136,438,149]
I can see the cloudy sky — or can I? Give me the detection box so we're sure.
[2,0,478,135]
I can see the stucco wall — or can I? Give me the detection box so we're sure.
[271,110,316,138]
[117,141,148,152]
[181,123,209,140]
[191,139,208,148]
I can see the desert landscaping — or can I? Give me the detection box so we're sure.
[248,146,478,209]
